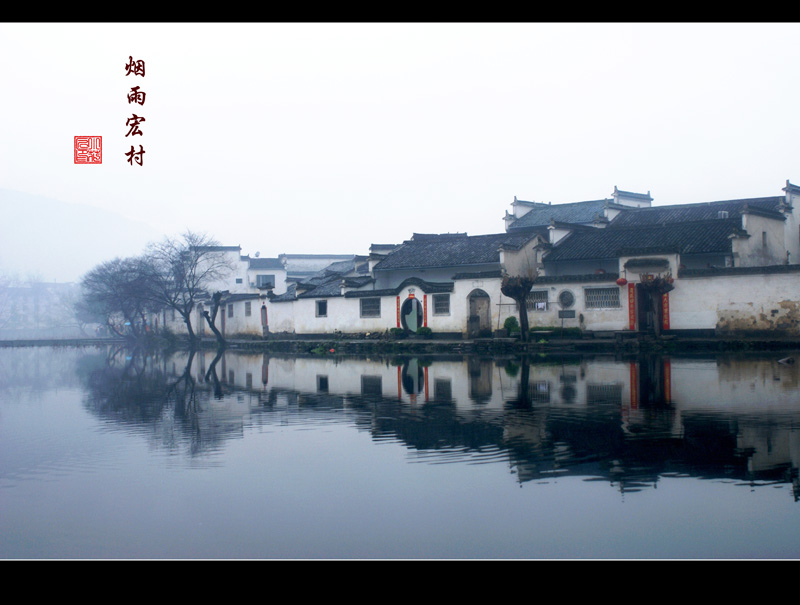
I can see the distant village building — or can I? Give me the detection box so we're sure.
[0,281,83,339]
[164,180,800,339]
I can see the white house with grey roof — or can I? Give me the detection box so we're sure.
[164,180,800,339]
[502,181,800,335]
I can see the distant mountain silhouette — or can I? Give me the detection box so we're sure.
[0,189,162,282]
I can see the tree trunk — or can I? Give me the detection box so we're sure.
[202,292,226,347]
[501,275,536,344]
[183,313,196,343]
[203,310,225,346]
[517,299,530,342]
[107,319,125,338]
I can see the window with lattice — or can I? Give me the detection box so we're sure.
[584,287,620,308]
[433,294,450,315]
[360,297,381,318]
[515,290,549,311]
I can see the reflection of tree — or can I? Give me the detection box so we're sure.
[84,346,169,423]
[82,345,236,457]
[507,356,531,407]
[204,347,225,399]
[76,348,800,496]
[166,349,198,418]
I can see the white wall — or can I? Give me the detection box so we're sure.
[670,269,800,334]
[736,213,787,266]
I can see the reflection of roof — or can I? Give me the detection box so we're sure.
[609,197,784,227]
[507,199,609,230]
[545,219,745,262]
[373,232,537,271]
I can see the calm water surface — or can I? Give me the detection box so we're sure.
[2,345,800,559]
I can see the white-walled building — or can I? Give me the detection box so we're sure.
[166,180,800,339]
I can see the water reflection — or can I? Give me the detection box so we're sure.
[61,346,800,498]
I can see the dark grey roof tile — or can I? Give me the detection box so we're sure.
[508,199,610,230]
[373,232,536,271]
[609,196,784,227]
[544,219,743,262]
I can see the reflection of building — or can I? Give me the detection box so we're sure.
[165,180,800,339]
[163,350,800,495]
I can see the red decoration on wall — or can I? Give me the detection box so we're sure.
[628,283,636,330]
[423,295,428,327]
[662,292,670,330]
[396,296,400,328]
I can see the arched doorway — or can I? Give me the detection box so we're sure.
[467,289,492,338]
[400,296,424,333]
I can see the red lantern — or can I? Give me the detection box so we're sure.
[616,277,628,286]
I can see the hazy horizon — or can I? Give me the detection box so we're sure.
[2,23,799,282]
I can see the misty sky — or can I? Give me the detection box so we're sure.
[1,23,799,282]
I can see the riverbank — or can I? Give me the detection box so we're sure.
[2,332,798,355]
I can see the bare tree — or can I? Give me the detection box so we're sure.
[501,272,537,342]
[77,256,154,338]
[144,232,233,344]
[201,291,226,346]
[501,242,541,343]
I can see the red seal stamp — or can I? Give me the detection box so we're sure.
[74,136,102,164]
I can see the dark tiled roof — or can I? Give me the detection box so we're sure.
[249,257,284,270]
[507,199,610,230]
[544,219,744,262]
[319,258,357,276]
[192,245,241,252]
[678,264,800,278]
[222,293,261,303]
[614,188,652,201]
[297,278,343,298]
[451,270,503,280]
[290,257,373,299]
[373,232,536,271]
[343,277,454,298]
[269,283,297,303]
[609,196,784,228]
[535,273,619,284]
[343,276,374,288]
